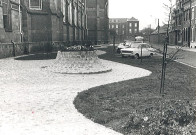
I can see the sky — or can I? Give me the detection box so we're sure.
[108,0,176,30]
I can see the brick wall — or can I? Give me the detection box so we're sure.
[150,32,176,45]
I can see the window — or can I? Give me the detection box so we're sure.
[192,27,194,42]
[122,25,124,28]
[116,24,118,28]
[62,0,66,22]
[129,29,132,34]
[112,25,114,28]
[195,28,196,41]
[2,1,12,31]
[122,30,125,34]
[135,23,137,27]
[192,7,194,20]
[81,0,85,5]
[129,23,132,27]
[68,2,72,24]
[82,13,85,27]
[116,29,118,34]
[29,0,42,10]
[74,7,77,25]
[135,28,138,33]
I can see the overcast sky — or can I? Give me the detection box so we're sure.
[108,0,176,30]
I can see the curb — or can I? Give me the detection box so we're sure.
[174,60,196,69]
[53,68,112,75]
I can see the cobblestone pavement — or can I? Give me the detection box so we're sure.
[0,52,151,135]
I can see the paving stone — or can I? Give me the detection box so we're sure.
[0,51,151,135]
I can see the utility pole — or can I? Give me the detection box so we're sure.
[149,24,151,43]
[113,34,116,53]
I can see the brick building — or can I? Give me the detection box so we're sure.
[173,0,196,48]
[109,17,139,43]
[0,0,88,45]
[86,0,109,44]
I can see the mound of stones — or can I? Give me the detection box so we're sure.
[46,51,112,74]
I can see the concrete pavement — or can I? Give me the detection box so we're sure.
[152,44,196,68]
[167,46,196,68]
[0,51,151,135]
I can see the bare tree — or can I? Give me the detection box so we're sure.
[160,0,179,96]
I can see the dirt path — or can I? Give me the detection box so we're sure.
[0,52,151,135]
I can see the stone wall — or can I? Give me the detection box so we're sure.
[150,32,176,45]
[0,0,87,46]
[0,41,65,59]
[0,2,21,43]
[0,43,25,58]
[86,0,109,44]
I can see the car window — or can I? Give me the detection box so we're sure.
[139,44,151,48]
[141,44,147,48]
[133,41,142,43]
[131,43,140,48]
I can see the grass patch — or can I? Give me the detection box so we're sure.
[74,46,196,134]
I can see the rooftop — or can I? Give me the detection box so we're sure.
[109,17,139,23]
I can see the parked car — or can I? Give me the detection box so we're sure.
[116,41,132,53]
[116,40,143,53]
[120,43,156,58]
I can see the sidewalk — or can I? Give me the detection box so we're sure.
[168,45,196,53]
[152,44,196,68]
[0,51,151,135]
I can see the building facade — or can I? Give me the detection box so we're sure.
[86,0,109,44]
[109,17,139,43]
[0,0,88,45]
[0,0,22,43]
[173,0,196,48]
